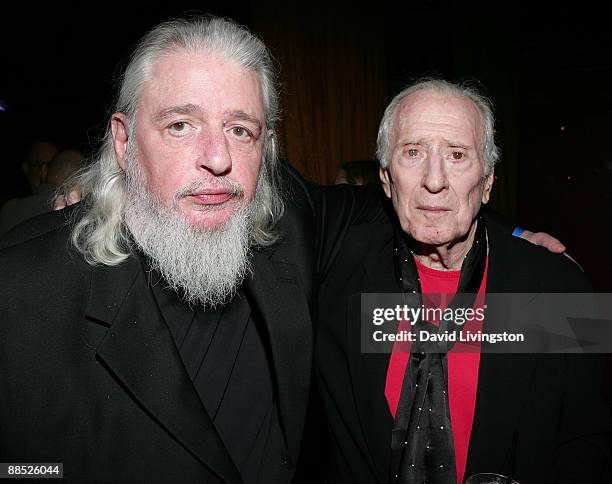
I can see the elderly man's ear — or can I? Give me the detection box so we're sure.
[380,167,392,198]
[110,112,130,171]
[481,170,494,204]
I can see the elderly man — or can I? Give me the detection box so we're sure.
[0,17,317,483]
[314,80,612,483]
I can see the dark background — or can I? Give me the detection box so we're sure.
[1,2,610,289]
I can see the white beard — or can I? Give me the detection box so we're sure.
[123,157,254,308]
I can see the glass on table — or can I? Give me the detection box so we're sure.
[465,473,519,484]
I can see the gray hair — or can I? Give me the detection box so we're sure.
[376,79,500,174]
[68,16,284,266]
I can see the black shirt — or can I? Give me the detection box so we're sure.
[145,264,282,483]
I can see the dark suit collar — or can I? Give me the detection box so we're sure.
[465,214,539,478]
[85,254,243,484]
[247,244,313,466]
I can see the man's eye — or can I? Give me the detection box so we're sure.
[451,151,465,160]
[407,148,419,157]
[169,122,188,134]
[231,126,252,139]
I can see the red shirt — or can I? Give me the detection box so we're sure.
[385,257,488,484]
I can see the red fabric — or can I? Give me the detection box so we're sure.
[385,257,488,484]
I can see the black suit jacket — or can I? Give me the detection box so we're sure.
[0,185,315,483]
[314,206,612,483]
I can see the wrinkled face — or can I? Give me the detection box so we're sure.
[112,49,267,229]
[381,90,494,247]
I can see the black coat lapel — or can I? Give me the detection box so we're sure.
[85,257,242,484]
[247,247,313,466]
[346,238,399,483]
[465,218,538,478]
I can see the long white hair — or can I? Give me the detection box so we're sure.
[68,16,284,266]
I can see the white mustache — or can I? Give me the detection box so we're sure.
[174,178,244,200]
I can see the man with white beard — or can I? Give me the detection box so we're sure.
[123,152,254,308]
[0,16,318,483]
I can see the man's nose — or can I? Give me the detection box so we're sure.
[197,130,232,175]
[421,150,448,193]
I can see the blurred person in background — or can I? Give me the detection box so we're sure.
[335,159,381,186]
[0,148,83,236]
